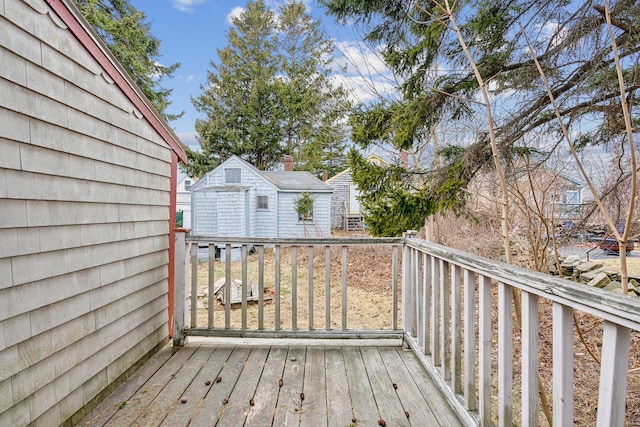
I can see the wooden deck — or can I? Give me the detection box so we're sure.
[78,339,463,427]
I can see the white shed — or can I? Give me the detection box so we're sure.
[190,155,332,238]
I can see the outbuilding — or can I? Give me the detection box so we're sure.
[190,155,332,238]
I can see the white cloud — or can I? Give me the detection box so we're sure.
[331,39,398,104]
[172,0,207,13]
[177,131,199,149]
[184,74,194,83]
[226,7,245,25]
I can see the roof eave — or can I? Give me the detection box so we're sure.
[44,0,187,163]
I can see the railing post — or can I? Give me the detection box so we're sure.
[173,230,188,347]
[597,322,631,427]
[402,231,417,341]
[553,303,574,426]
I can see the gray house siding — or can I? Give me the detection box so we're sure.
[0,1,183,425]
[253,186,278,237]
[327,172,351,229]
[191,190,218,235]
[277,192,332,238]
[190,157,280,238]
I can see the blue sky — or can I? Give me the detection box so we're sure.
[127,0,394,150]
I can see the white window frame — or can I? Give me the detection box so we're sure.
[225,168,241,184]
[257,195,269,210]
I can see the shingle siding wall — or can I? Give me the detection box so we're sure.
[327,173,351,229]
[277,192,331,238]
[0,1,172,425]
[191,191,217,235]
[191,158,279,237]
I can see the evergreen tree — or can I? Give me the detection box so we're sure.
[322,0,640,235]
[186,0,350,177]
[189,0,282,174]
[278,1,351,177]
[75,0,182,122]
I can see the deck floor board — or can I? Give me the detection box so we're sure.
[79,342,463,427]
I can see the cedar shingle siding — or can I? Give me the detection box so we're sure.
[191,156,332,238]
[0,0,182,425]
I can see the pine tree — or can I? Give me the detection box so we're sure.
[75,0,182,122]
[277,1,351,177]
[189,0,282,174]
[323,0,640,235]
[186,0,350,177]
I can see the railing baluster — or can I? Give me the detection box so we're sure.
[440,259,451,381]
[341,245,347,331]
[190,243,198,328]
[463,268,477,411]
[392,245,398,331]
[308,245,314,331]
[241,244,248,331]
[258,245,264,330]
[432,256,441,366]
[208,243,215,328]
[522,291,539,427]
[553,302,574,427]
[415,249,423,343]
[597,321,631,427]
[423,254,431,355]
[292,246,297,331]
[225,243,231,329]
[498,282,513,426]
[275,245,281,331]
[325,245,331,331]
[412,248,419,337]
[451,264,462,394]
[402,238,414,337]
[479,274,492,426]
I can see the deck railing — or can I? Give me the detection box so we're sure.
[173,232,403,342]
[403,233,640,427]
[173,230,640,427]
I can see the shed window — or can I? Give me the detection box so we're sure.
[184,180,192,190]
[225,168,241,184]
[257,196,269,210]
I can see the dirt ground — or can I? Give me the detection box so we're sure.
[188,240,640,426]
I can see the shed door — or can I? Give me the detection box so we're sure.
[216,190,247,237]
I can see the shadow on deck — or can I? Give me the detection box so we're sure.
[78,339,462,427]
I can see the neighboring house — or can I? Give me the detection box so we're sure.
[190,155,332,238]
[547,174,588,220]
[546,149,614,221]
[0,0,186,425]
[326,154,389,230]
[176,171,196,229]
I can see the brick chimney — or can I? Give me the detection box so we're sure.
[283,155,293,171]
[322,170,329,181]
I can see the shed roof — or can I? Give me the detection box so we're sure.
[262,171,333,192]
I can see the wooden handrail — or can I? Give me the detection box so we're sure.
[403,236,640,427]
[175,235,403,340]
